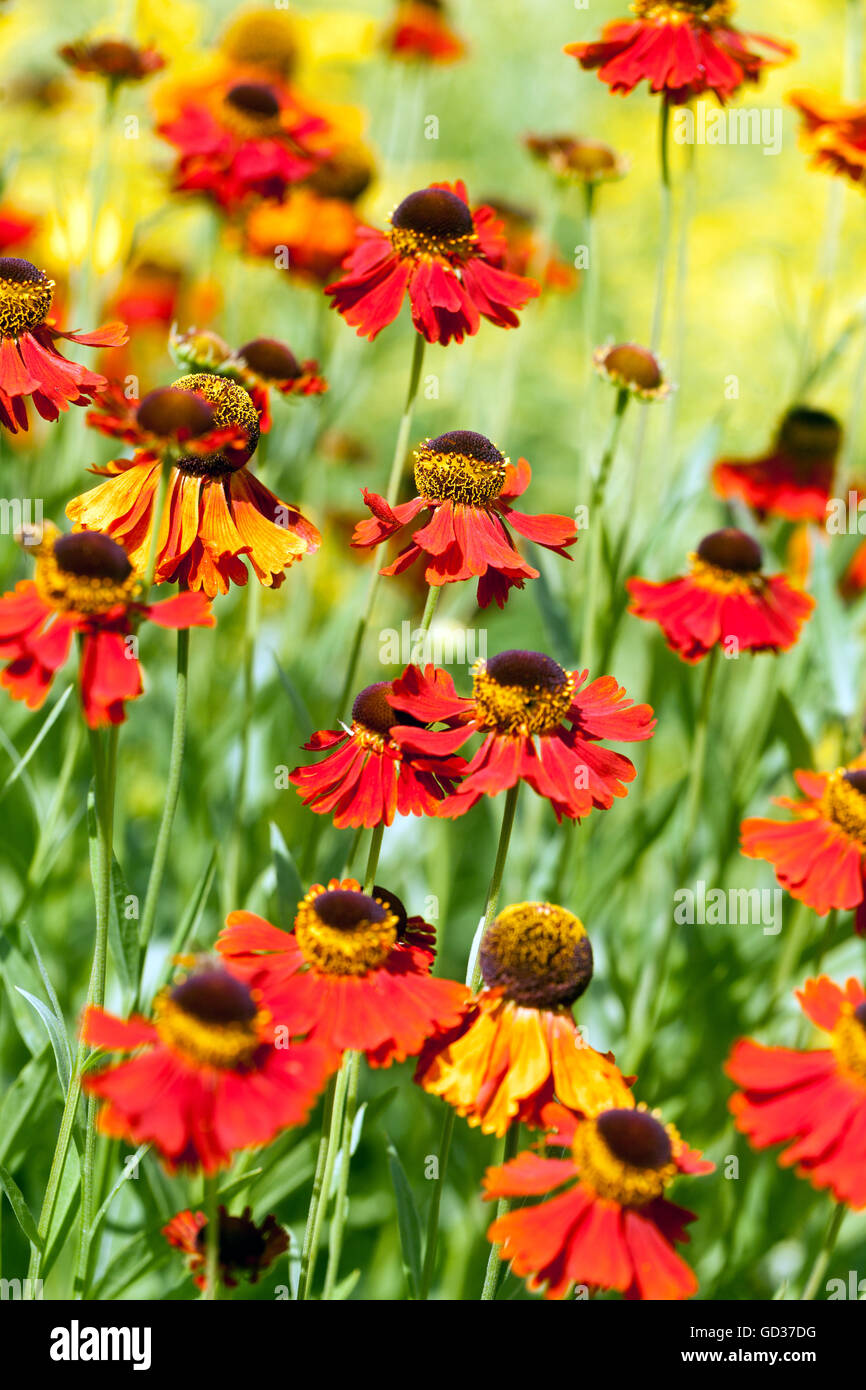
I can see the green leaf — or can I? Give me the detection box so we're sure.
[769,689,814,772]
[156,847,218,992]
[0,1047,54,1166]
[15,988,71,1095]
[41,1143,81,1280]
[272,653,315,740]
[0,928,46,1055]
[90,1228,172,1299]
[0,684,72,804]
[270,822,304,929]
[351,1087,397,1156]
[90,1144,150,1244]
[383,1132,423,1300]
[0,1159,43,1249]
[331,1269,361,1300]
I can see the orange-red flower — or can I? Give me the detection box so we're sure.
[353,431,577,609]
[244,189,363,285]
[789,89,866,188]
[289,679,465,829]
[483,1103,713,1300]
[218,882,469,1067]
[0,256,126,433]
[59,37,165,84]
[157,72,331,211]
[416,903,633,1135]
[0,206,38,254]
[726,976,866,1208]
[326,181,539,343]
[713,406,841,523]
[627,528,815,663]
[741,760,866,933]
[163,1206,288,1290]
[566,0,793,105]
[0,526,214,726]
[389,653,655,822]
[82,961,332,1172]
[381,0,466,64]
[67,373,320,597]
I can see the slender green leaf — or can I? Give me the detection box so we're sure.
[383,1132,422,1300]
[15,988,71,1095]
[0,684,72,802]
[270,822,304,929]
[0,1160,43,1249]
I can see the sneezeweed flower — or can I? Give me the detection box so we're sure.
[789,90,866,189]
[169,326,327,433]
[244,189,362,285]
[325,180,539,344]
[524,133,628,186]
[81,960,333,1171]
[416,902,633,1135]
[565,1,793,106]
[626,528,815,664]
[157,73,330,212]
[389,651,656,822]
[593,342,672,402]
[163,1206,289,1290]
[219,6,300,81]
[726,975,866,1208]
[67,372,320,597]
[85,382,244,456]
[0,256,126,433]
[58,37,165,85]
[483,1102,713,1300]
[289,678,464,829]
[0,525,214,726]
[713,406,841,523]
[218,882,469,1067]
[352,430,578,609]
[381,0,466,64]
[740,760,866,933]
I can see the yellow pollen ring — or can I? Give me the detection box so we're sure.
[0,271,55,339]
[687,553,766,597]
[572,1105,679,1207]
[413,443,507,507]
[822,770,866,846]
[472,663,574,738]
[389,224,477,262]
[295,890,399,978]
[153,990,267,1070]
[832,1005,866,1083]
[351,721,389,754]
[484,902,587,987]
[33,528,141,617]
[632,0,733,24]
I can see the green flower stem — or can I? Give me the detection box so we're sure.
[298,820,384,1301]
[802,1203,846,1300]
[135,627,190,1005]
[579,388,629,672]
[419,583,441,640]
[322,1048,360,1300]
[628,647,719,1070]
[650,97,672,353]
[335,332,426,720]
[421,785,521,1298]
[479,1122,520,1300]
[298,1058,351,1300]
[418,1107,455,1300]
[203,1174,220,1301]
[222,574,261,917]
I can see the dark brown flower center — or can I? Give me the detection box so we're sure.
[855,1001,866,1029]
[352,681,399,737]
[171,373,260,476]
[480,902,593,1009]
[778,406,842,461]
[225,81,281,120]
[596,1109,673,1170]
[194,1208,269,1263]
[392,188,474,241]
[238,337,301,382]
[603,344,662,391]
[844,769,866,796]
[0,257,54,337]
[485,649,568,692]
[170,967,258,1025]
[53,531,133,582]
[413,431,507,505]
[136,387,216,440]
[372,885,409,939]
[696,528,763,573]
[313,889,388,930]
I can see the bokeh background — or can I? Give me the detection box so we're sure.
[1,0,865,1299]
